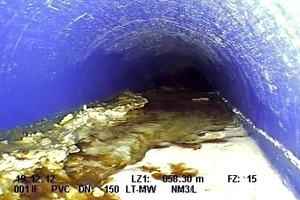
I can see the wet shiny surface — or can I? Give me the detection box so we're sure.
[0,87,242,199]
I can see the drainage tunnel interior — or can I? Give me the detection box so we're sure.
[0,0,300,199]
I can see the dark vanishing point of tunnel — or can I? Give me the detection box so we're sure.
[150,62,214,92]
[168,66,213,91]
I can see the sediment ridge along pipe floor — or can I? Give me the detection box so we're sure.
[0,0,300,197]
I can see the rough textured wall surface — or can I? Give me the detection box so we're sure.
[0,0,300,196]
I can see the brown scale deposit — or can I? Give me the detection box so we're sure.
[139,162,199,181]
[0,87,243,200]
[64,88,234,185]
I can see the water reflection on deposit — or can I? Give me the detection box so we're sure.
[0,87,248,199]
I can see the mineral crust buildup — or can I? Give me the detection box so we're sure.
[0,88,243,200]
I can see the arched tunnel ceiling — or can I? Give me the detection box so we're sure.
[1,0,300,187]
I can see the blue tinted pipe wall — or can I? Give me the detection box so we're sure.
[1,0,300,196]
